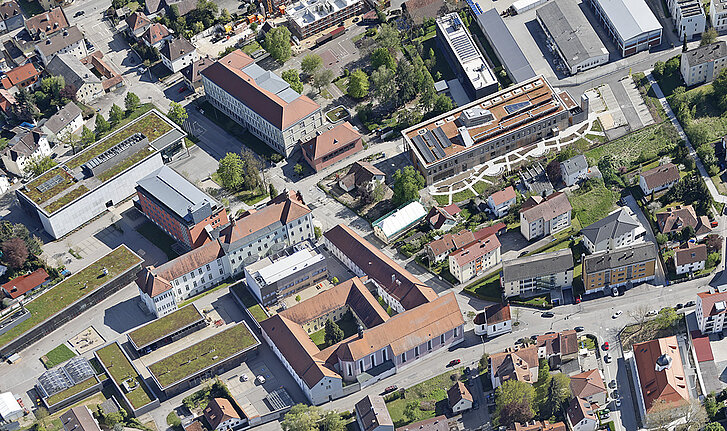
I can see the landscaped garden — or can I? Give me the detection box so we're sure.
[42,344,76,368]
[96,342,156,409]
[127,305,203,349]
[325,106,350,123]
[308,311,359,349]
[385,368,463,427]
[0,246,142,349]
[148,323,258,388]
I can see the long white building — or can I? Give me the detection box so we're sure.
[588,0,662,57]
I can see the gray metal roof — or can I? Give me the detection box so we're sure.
[583,243,657,273]
[476,8,535,83]
[501,248,573,283]
[46,53,101,90]
[592,0,661,42]
[136,165,220,224]
[561,154,588,178]
[683,41,727,68]
[241,62,300,103]
[536,0,608,69]
[581,208,640,245]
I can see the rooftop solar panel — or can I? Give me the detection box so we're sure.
[412,135,436,164]
[424,130,445,159]
[504,100,532,114]
[433,127,453,148]
[36,174,64,193]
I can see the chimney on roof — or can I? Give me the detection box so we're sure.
[655,353,672,372]
[357,325,363,339]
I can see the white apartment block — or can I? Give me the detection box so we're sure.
[581,208,646,254]
[161,38,198,73]
[697,290,727,333]
[448,236,501,283]
[712,0,727,32]
[667,0,705,41]
[681,41,727,87]
[519,192,572,241]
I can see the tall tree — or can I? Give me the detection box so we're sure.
[2,238,28,269]
[312,69,333,93]
[371,47,395,70]
[281,404,321,431]
[109,104,125,124]
[392,166,425,205]
[300,54,322,76]
[370,66,396,106]
[324,319,344,345]
[396,59,417,103]
[347,69,369,99]
[264,27,292,63]
[25,156,57,176]
[81,126,95,147]
[167,102,188,126]
[217,153,244,191]
[281,69,304,93]
[494,380,536,428]
[95,114,110,135]
[701,27,718,46]
[125,92,140,111]
[319,411,345,431]
[240,148,263,191]
[375,23,400,54]
[540,373,571,420]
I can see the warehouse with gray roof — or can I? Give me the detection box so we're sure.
[588,0,662,57]
[536,0,609,75]
[475,8,535,83]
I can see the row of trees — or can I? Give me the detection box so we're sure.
[157,0,230,39]
[216,150,264,195]
[281,404,346,431]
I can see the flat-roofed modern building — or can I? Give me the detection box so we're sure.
[15,110,186,239]
[667,0,705,41]
[711,0,727,32]
[681,41,727,86]
[501,249,573,299]
[136,166,229,250]
[402,76,585,185]
[582,243,657,293]
[285,0,364,39]
[536,0,609,75]
[475,8,535,84]
[201,50,323,158]
[435,13,497,101]
[588,0,662,57]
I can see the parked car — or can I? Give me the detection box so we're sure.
[676,303,684,310]
[604,354,611,363]
[542,312,555,318]
[603,342,609,351]
[74,10,85,16]
[615,399,622,408]
[240,374,248,382]
[685,300,696,307]
[608,380,617,388]
[383,385,397,394]
[448,359,461,367]
[574,326,585,332]
[256,375,266,384]
[647,309,658,316]
[611,310,622,319]
[612,390,620,399]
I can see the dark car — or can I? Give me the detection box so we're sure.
[519,250,528,257]
[542,312,554,318]
[448,359,461,367]
[676,303,684,310]
[74,10,85,16]
[685,300,696,307]
[574,326,585,332]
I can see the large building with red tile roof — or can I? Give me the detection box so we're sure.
[201,50,323,158]
[25,7,68,40]
[301,121,363,172]
[630,336,689,418]
[448,232,501,283]
[489,346,539,388]
[1,268,50,299]
[696,289,727,333]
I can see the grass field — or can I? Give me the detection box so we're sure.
[96,342,155,409]
[45,376,98,406]
[584,122,678,168]
[136,222,178,260]
[568,184,618,228]
[148,323,258,388]
[0,247,141,349]
[231,283,268,322]
[308,312,359,349]
[462,272,501,301]
[42,344,76,368]
[668,83,727,147]
[386,369,462,427]
[128,305,203,349]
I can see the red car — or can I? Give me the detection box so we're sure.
[603,342,610,351]
[384,385,398,394]
[448,359,461,367]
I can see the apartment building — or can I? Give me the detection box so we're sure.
[711,0,727,32]
[581,208,646,254]
[519,192,572,241]
[35,26,87,65]
[696,289,727,333]
[681,41,727,86]
[500,249,573,299]
[202,50,323,157]
[425,223,505,263]
[667,0,705,41]
[582,243,657,293]
[1,128,51,176]
[285,0,364,39]
[448,233,501,283]
[160,38,198,73]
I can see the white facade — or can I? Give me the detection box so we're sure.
[162,49,198,73]
[697,293,727,334]
[55,113,84,142]
[75,82,104,104]
[501,268,573,298]
[474,314,512,337]
[712,0,727,32]
[667,0,705,41]
[448,244,500,283]
[0,392,23,422]
[638,173,679,196]
[2,134,51,177]
[139,286,177,317]
[676,258,705,275]
[450,397,472,413]
[582,225,645,254]
[36,35,87,66]
[487,195,515,218]
[373,201,427,244]
[212,417,247,431]
[520,209,571,241]
[570,415,598,431]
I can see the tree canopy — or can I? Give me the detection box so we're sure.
[347,69,369,99]
[264,27,292,63]
[281,70,304,94]
[494,380,536,428]
[301,54,322,76]
[392,166,425,205]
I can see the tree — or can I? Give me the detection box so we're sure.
[360,181,385,204]
[705,234,722,254]
[217,153,244,190]
[403,401,420,423]
[656,306,680,328]
[629,305,652,329]
[239,148,262,191]
[371,47,395,70]
[264,27,292,63]
[2,238,28,269]
[707,251,720,269]
[41,76,66,106]
[124,92,140,111]
[494,380,536,428]
[281,69,304,93]
[701,27,718,46]
[312,69,333,93]
[13,88,37,122]
[431,94,452,115]
[347,69,369,99]
[294,163,304,176]
[300,54,322,76]
[598,154,620,186]
[392,166,425,205]
[653,60,665,79]
[269,184,278,200]
[324,319,344,345]
[680,225,696,241]
[697,143,717,169]
[167,102,188,126]
[395,59,417,103]
[26,156,57,176]
[706,423,725,431]
[375,23,400,54]
[320,411,345,431]
[370,66,396,106]
[546,158,562,185]
[95,113,110,135]
[219,8,231,23]
[655,233,667,245]
[109,104,125,124]
[479,353,489,373]
[281,404,321,431]
[647,399,706,431]
[704,393,719,420]
[540,373,571,420]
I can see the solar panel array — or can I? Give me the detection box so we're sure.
[451,34,479,62]
[265,388,294,411]
[37,356,96,398]
[412,126,457,164]
[433,127,453,148]
[36,174,64,193]
[465,0,482,15]
[83,133,147,172]
[412,135,436,164]
[504,101,532,115]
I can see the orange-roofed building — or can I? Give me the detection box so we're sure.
[1,62,40,91]
[1,268,50,299]
[630,336,689,418]
[301,121,362,172]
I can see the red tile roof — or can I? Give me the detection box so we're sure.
[204,398,240,429]
[142,23,170,45]
[691,331,714,363]
[537,330,578,357]
[447,381,472,408]
[125,11,151,32]
[4,63,40,87]
[1,268,49,299]
[489,186,516,206]
[301,121,362,161]
[449,233,500,267]
[520,192,572,222]
[698,290,727,317]
[25,7,68,38]
[633,336,689,413]
[674,243,707,267]
[569,369,606,399]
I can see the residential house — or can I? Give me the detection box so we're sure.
[81,52,124,93]
[0,2,23,34]
[696,289,727,333]
[184,422,204,431]
[37,0,72,12]
[60,406,102,431]
[136,165,229,250]
[487,186,516,218]
[35,26,87,65]
[125,12,151,40]
[581,208,646,254]
[373,201,427,244]
[337,161,385,193]
[204,398,246,431]
[426,204,461,232]
[0,89,15,115]
[656,205,712,238]
[489,346,539,389]
[448,232,501,283]
[681,41,727,86]
[519,192,572,241]
[473,303,511,337]
[629,336,689,419]
[674,243,707,275]
[1,128,51,176]
[447,382,473,413]
[41,102,82,144]
[711,0,727,32]
[1,62,40,92]
[46,53,104,104]
[666,0,705,41]
[582,243,657,293]
[141,23,172,49]
[396,417,450,431]
[25,7,69,40]
[560,155,588,186]
[181,56,213,91]
[160,37,197,73]
[425,222,505,263]
[0,268,50,299]
[500,249,573,300]
[201,50,323,158]
[570,369,607,406]
[520,163,554,196]
[536,330,578,368]
[301,121,363,172]
[511,421,566,431]
[355,395,394,431]
[566,398,598,431]
[639,163,680,196]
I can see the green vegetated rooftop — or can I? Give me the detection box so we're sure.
[0,246,142,349]
[24,110,175,207]
[148,323,259,389]
[231,283,267,322]
[96,342,156,409]
[45,376,98,406]
[128,305,204,349]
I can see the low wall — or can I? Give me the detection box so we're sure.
[0,309,30,338]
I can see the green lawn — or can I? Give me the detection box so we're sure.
[308,312,359,349]
[334,77,348,93]
[239,40,262,55]
[386,369,462,427]
[128,305,203,349]
[45,376,98,406]
[451,188,475,204]
[96,342,156,409]
[462,272,501,301]
[148,323,258,388]
[177,280,234,308]
[568,184,618,227]
[231,283,268,323]
[0,247,142,349]
[42,344,76,368]
[136,222,178,260]
[434,195,449,206]
[584,122,678,168]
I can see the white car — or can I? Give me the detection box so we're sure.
[612,310,622,319]
[240,374,248,382]
[647,309,658,316]
[256,375,266,384]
